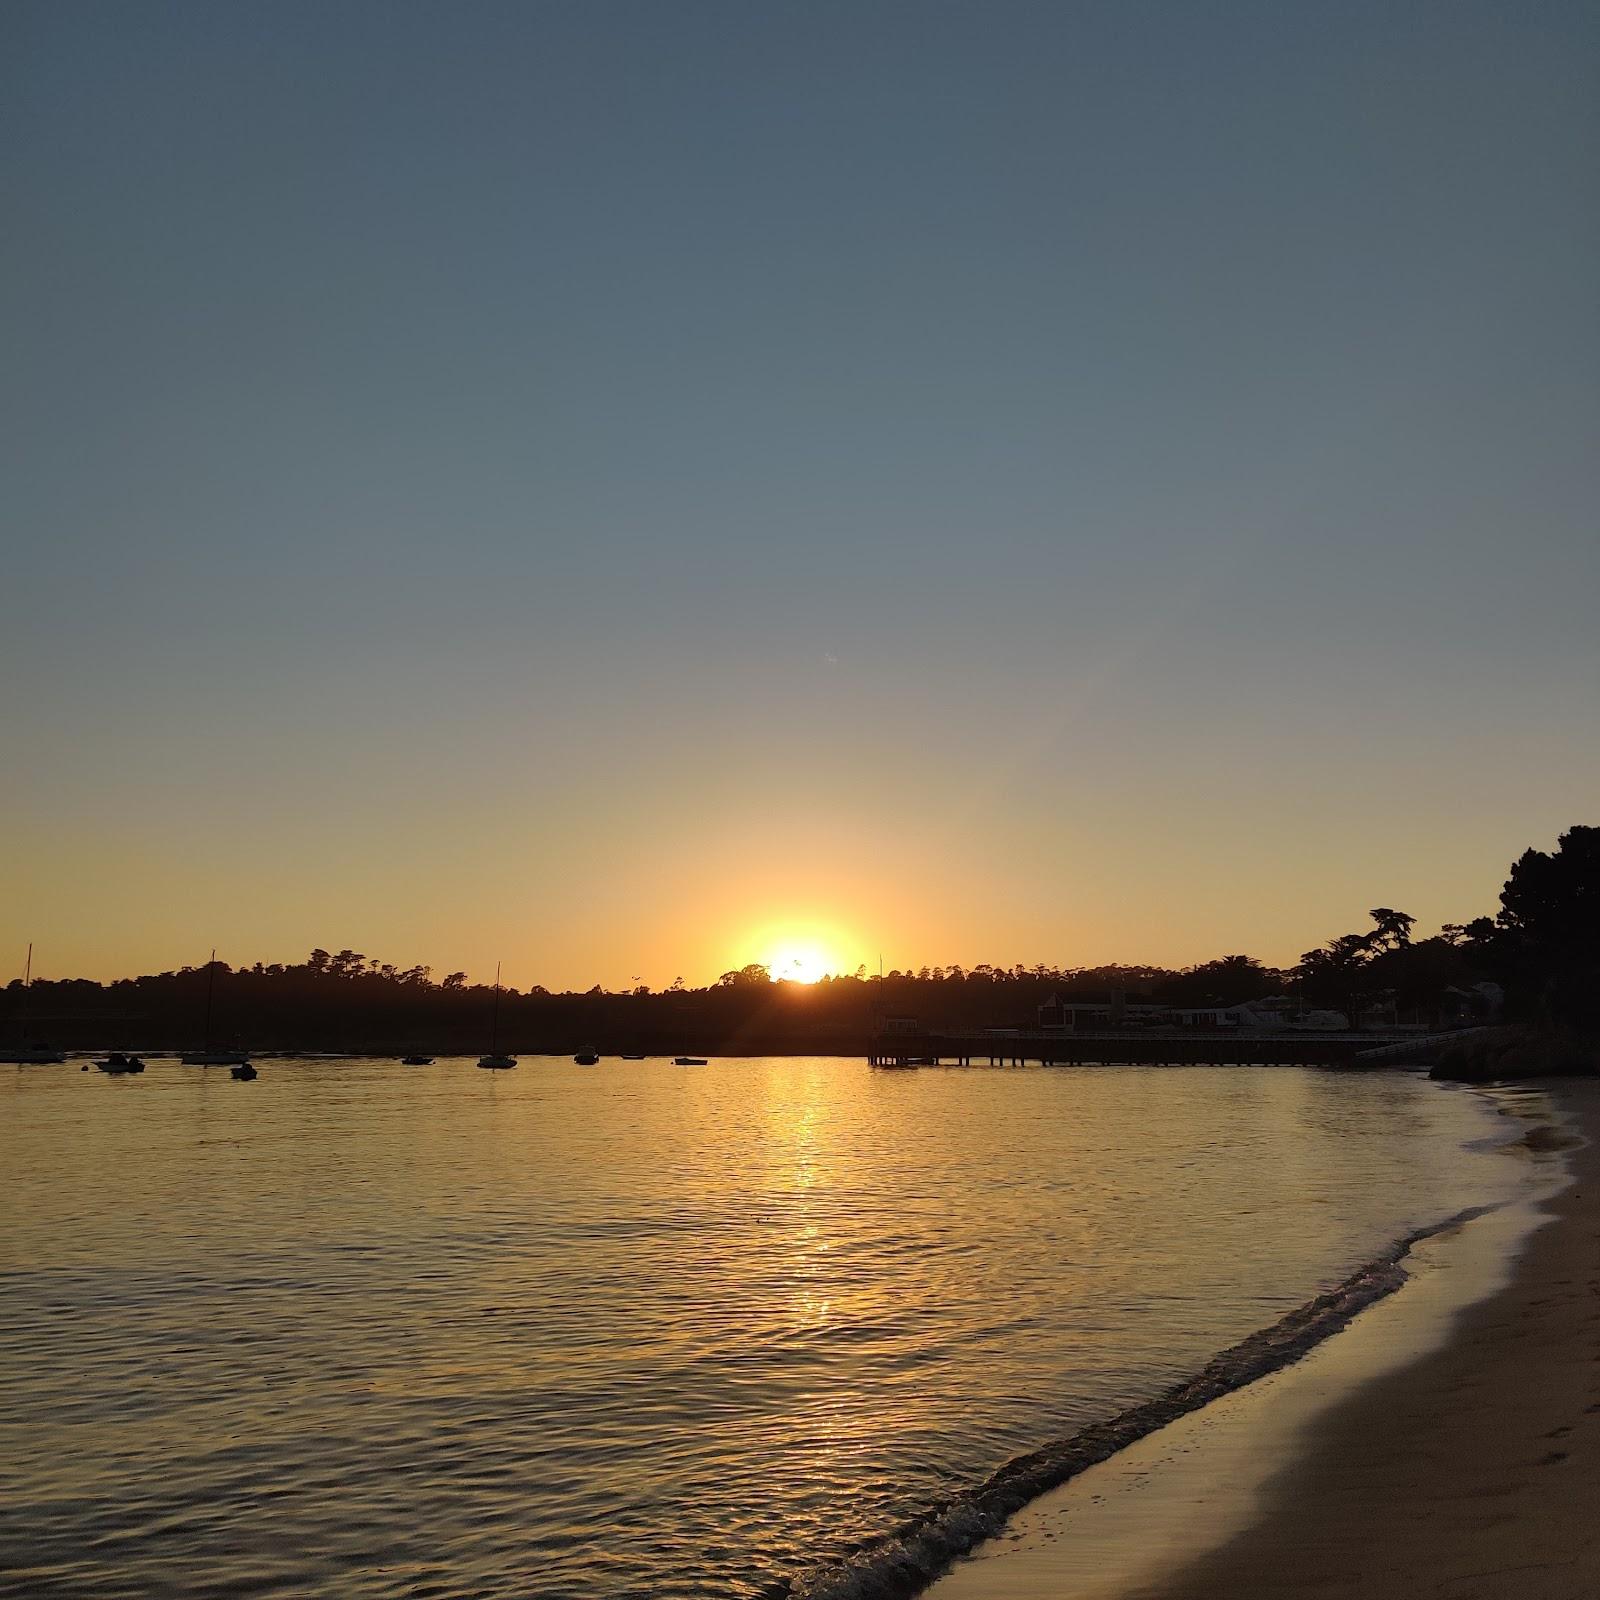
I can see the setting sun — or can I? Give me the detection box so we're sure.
[766,943,834,984]
[743,917,857,987]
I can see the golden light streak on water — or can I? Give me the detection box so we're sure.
[0,1057,1533,1599]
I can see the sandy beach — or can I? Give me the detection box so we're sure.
[930,1081,1600,1600]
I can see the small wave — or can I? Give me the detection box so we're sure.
[788,1204,1498,1600]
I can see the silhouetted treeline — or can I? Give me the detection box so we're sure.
[4,827,1593,1054]
[1,952,1282,1055]
[1294,827,1599,1034]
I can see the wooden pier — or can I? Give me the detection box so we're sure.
[867,1029,1423,1069]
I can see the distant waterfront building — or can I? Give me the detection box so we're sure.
[1439,982,1505,1026]
[1171,1006,1238,1029]
[1036,994,1170,1030]
[1227,998,1295,1028]
[1284,1007,1352,1031]
[1037,993,1344,1032]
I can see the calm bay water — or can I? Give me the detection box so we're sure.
[0,1057,1530,1599]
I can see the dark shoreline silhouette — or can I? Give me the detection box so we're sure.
[6,828,1593,1065]
[0,946,1479,1059]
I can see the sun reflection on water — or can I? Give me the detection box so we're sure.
[0,1057,1533,1600]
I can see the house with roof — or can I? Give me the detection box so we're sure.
[1036,990,1170,1030]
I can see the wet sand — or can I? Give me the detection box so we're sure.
[930,1082,1600,1600]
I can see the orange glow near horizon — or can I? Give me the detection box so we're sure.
[749,922,855,985]
[767,944,833,984]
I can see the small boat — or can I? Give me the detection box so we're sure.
[621,1054,645,1060]
[476,963,516,1068]
[400,1055,434,1065]
[673,1056,708,1066]
[230,1062,258,1081]
[96,1053,146,1074]
[574,1048,600,1065]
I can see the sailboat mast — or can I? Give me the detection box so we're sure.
[490,961,502,1052]
[18,943,31,1041]
[202,948,217,1049]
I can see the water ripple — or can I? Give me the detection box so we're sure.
[0,1058,1526,1598]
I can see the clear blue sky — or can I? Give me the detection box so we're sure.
[5,1,1598,987]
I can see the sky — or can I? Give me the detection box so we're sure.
[4,0,1598,990]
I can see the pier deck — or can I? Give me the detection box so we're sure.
[867,1030,1425,1069]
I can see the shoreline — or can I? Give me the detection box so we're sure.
[926,1081,1597,1600]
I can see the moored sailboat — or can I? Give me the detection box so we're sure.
[3,945,66,1063]
[477,963,516,1069]
[179,949,252,1065]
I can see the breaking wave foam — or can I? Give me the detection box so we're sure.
[788,1204,1497,1600]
